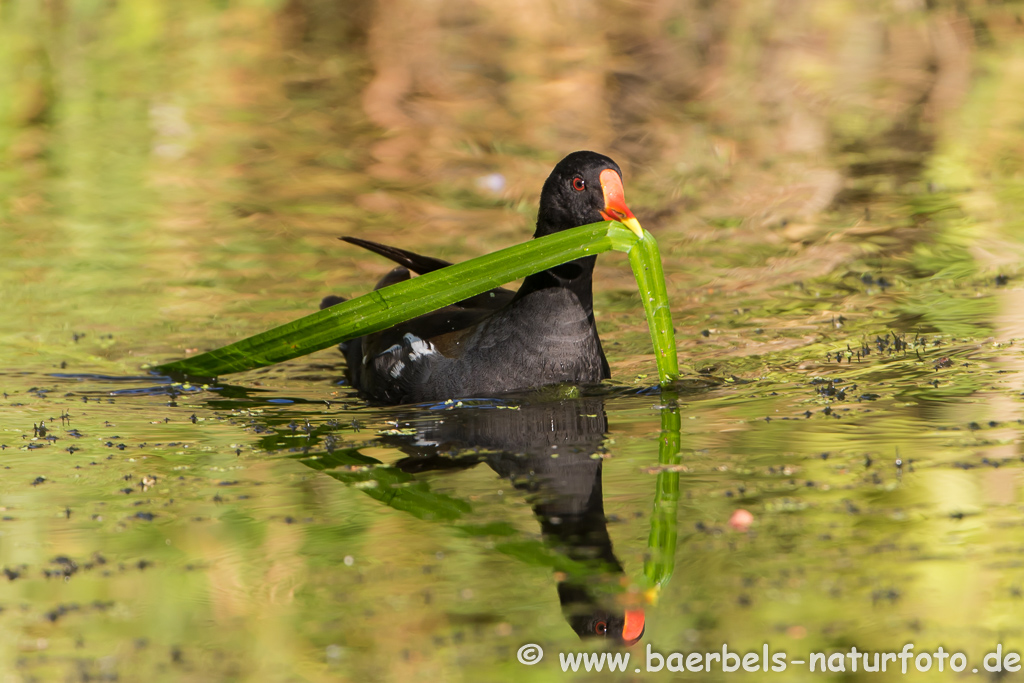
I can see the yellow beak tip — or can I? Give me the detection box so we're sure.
[622,217,644,239]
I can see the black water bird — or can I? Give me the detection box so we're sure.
[321,151,642,404]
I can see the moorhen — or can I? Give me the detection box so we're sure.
[321,151,642,404]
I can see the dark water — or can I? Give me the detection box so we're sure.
[3,1,1024,681]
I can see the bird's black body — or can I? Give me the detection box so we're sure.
[322,151,637,404]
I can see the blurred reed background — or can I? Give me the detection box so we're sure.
[4,0,1021,263]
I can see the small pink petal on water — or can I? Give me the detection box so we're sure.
[729,509,754,531]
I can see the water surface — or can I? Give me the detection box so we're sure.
[3,1,1024,681]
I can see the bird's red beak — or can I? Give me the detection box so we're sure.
[598,168,643,238]
[621,609,646,646]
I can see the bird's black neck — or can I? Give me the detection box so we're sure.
[516,255,597,316]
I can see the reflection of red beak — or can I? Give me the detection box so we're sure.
[598,168,643,238]
[622,609,646,646]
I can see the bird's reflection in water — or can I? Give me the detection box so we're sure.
[379,396,645,645]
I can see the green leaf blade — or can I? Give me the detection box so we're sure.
[154,220,679,387]
[627,231,680,385]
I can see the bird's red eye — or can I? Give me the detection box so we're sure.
[572,177,585,191]
[595,621,607,634]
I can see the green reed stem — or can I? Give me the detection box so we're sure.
[155,221,679,386]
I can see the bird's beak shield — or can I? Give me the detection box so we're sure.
[598,168,643,239]
[621,609,646,646]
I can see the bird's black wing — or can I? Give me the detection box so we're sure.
[340,236,515,309]
[341,236,453,276]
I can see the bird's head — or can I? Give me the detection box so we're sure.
[536,151,643,239]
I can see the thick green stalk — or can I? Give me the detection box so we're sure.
[627,233,680,386]
[155,221,679,385]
